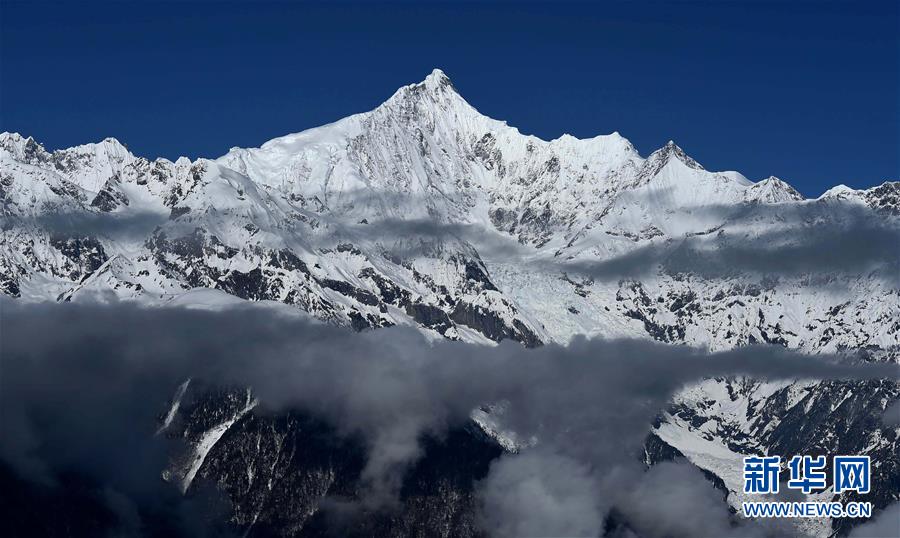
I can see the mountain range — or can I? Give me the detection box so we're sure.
[1,69,898,537]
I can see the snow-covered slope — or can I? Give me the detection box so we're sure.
[2,70,898,536]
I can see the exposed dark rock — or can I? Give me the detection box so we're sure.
[359,267,410,306]
[404,302,453,335]
[90,175,129,212]
[49,234,107,281]
[320,278,380,307]
[220,268,270,301]
[450,301,541,348]
[167,383,503,538]
[461,259,498,292]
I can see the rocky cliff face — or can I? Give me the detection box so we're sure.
[1,70,897,537]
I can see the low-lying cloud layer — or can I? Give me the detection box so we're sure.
[1,299,897,537]
[344,200,900,285]
[1,209,170,242]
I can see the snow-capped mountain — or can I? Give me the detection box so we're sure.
[2,69,898,537]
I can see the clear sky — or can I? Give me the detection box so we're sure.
[1,0,897,196]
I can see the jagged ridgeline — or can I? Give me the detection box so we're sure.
[1,69,898,537]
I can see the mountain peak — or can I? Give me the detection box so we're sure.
[400,68,457,98]
[423,68,452,89]
[646,140,704,171]
[861,181,899,216]
[760,175,789,186]
[377,68,476,120]
[0,132,50,164]
[820,184,857,199]
[744,175,804,203]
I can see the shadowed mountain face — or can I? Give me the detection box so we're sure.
[1,70,898,537]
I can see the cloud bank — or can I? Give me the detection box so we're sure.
[343,200,900,285]
[1,299,897,536]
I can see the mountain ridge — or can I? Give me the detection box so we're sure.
[4,69,893,201]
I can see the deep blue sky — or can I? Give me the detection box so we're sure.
[1,1,897,196]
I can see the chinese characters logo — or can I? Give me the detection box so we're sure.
[743,455,870,495]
